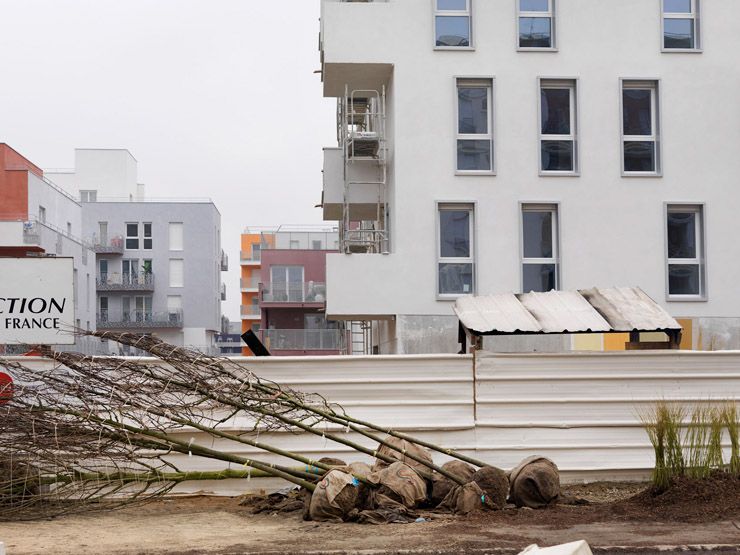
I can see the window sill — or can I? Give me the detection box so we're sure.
[517,47,558,52]
[455,171,496,176]
[539,170,580,177]
[434,46,475,51]
[437,294,472,301]
[666,295,708,302]
[621,171,663,178]
[661,48,703,53]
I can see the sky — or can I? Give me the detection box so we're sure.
[0,0,336,321]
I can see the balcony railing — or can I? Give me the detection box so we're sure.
[220,249,229,271]
[240,277,260,290]
[221,282,227,301]
[97,272,155,292]
[97,309,183,329]
[240,305,261,318]
[261,282,327,304]
[261,329,347,351]
[240,250,261,263]
[91,235,124,255]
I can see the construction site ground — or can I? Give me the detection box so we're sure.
[3,479,740,555]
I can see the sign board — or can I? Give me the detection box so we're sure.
[0,257,75,345]
[0,372,12,405]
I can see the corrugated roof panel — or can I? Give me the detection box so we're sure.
[453,293,541,334]
[579,287,681,331]
[517,290,611,333]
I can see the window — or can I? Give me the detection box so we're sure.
[290,240,300,249]
[99,222,108,244]
[251,323,260,333]
[539,79,577,173]
[143,223,153,249]
[435,0,471,48]
[169,259,184,288]
[66,222,72,235]
[663,0,699,50]
[169,222,184,251]
[666,205,705,299]
[521,205,559,292]
[125,223,139,249]
[621,80,660,175]
[99,297,109,321]
[456,79,493,173]
[251,243,261,261]
[312,240,322,250]
[518,0,555,49]
[438,204,474,297]
[270,266,305,302]
[80,190,97,202]
[38,206,46,223]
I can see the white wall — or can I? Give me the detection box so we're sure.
[46,149,139,200]
[321,0,740,325]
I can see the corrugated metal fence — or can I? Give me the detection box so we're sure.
[5,350,740,494]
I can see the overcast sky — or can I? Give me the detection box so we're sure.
[0,0,336,321]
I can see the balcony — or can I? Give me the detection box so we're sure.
[221,282,227,301]
[261,329,348,353]
[261,282,327,305]
[220,249,229,271]
[240,250,261,265]
[97,310,183,329]
[240,304,261,319]
[92,235,124,255]
[97,272,155,292]
[322,148,386,221]
[241,276,260,292]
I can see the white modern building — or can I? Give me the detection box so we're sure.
[318,0,740,353]
[47,149,227,354]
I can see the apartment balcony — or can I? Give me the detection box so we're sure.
[261,328,348,353]
[220,249,229,271]
[221,282,227,301]
[92,235,124,255]
[322,148,386,221]
[260,282,327,306]
[241,276,260,292]
[97,310,183,330]
[97,272,155,292]
[320,0,393,97]
[240,304,261,319]
[240,250,261,265]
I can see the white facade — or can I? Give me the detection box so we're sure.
[47,149,142,201]
[319,0,740,353]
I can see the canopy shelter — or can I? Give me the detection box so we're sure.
[454,287,682,353]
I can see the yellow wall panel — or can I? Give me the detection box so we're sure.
[604,333,629,351]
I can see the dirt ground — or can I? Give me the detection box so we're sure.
[3,478,740,555]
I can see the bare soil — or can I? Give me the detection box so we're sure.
[2,478,740,555]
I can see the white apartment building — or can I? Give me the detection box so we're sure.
[319,0,740,354]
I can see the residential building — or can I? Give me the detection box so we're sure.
[318,0,740,353]
[216,320,243,355]
[47,149,227,354]
[240,226,348,355]
[0,144,97,353]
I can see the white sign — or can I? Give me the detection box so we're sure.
[0,257,75,345]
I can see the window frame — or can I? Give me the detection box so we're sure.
[538,78,579,176]
[143,222,153,250]
[125,222,140,250]
[433,0,474,51]
[436,201,476,300]
[661,0,701,53]
[520,202,561,293]
[455,77,495,175]
[620,79,662,177]
[664,203,707,301]
[517,0,557,52]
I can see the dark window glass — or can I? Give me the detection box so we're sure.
[523,211,553,259]
[519,17,551,47]
[440,210,470,258]
[624,141,655,172]
[664,18,694,48]
[523,264,556,293]
[541,89,570,134]
[668,264,700,295]
[667,212,697,258]
[126,223,138,237]
[438,263,474,295]
[623,89,652,135]
[541,141,574,171]
[458,88,488,134]
[436,16,470,47]
[457,140,492,171]
[520,0,549,10]
[438,0,467,9]
[664,0,691,13]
